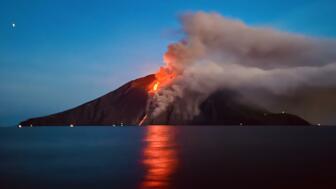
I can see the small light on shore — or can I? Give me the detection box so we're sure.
[30,124,33,127]
[70,124,74,127]
[239,123,243,126]
[281,111,286,114]
[18,125,22,128]
[317,123,321,126]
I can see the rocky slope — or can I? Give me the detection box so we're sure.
[20,74,309,126]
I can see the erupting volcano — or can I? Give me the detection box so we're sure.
[20,11,336,126]
[19,72,309,126]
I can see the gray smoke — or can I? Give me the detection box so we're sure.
[150,12,336,124]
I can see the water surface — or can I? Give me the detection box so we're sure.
[1,126,336,189]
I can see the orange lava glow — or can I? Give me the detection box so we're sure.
[147,54,177,94]
[153,82,159,91]
[148,67,176,94]
[140,126,178,189]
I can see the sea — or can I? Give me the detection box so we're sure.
[1,126,336,189]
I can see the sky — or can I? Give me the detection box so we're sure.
[0,0,335,126]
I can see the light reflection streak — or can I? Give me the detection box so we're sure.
[140,126,178,189]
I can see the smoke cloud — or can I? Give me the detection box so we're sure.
[149,12,336,124]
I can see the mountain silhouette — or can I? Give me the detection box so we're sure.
[20,74,309,126]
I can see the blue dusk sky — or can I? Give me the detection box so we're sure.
[0,0,335,126]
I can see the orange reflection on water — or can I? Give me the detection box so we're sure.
[140,126,178,189]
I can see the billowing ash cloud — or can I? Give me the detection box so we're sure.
[149,12,336,124]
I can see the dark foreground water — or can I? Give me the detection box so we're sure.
[1,126,336,189]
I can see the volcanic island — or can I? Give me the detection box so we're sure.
[20,74,309,127]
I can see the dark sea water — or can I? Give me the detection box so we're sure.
[1,126,336,189]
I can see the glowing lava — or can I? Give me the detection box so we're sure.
[148,67,176,94]
[153,82,159,91]
[141,54,178,125]
[147,50,179,94]
[148,81,159,94]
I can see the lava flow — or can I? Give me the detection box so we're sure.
[148,81,160,94]
[140,54,178,125]
[153,82,159,91]
[148,67,176,94]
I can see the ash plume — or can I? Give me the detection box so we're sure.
[149,12,336,124]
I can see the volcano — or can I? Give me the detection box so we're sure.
[20,74,309,126]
